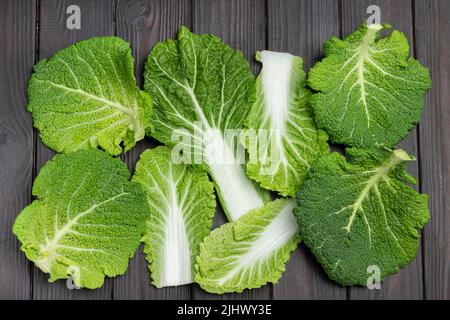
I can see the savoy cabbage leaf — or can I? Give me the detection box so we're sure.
[308,23,431,148]
[244,51,328,197]
[28,36,152,156]
[132,146,215,287]
[13,150,149,289]
[144,27,269,221]
[195,198,300,293]
[294,148,429,285]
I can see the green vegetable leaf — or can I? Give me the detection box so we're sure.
[195,198,300,293]
[132,146,215,287]
[144,27,269,221]
[294,148,429,286]
[13,150,149,289]
[28,36,152,155]
[308,23,431,148]
[244,51,328,197]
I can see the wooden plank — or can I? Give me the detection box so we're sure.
[33,0,115,300]
[0,0,36,300]
[193,0,265,75]
[191,0,268,300]
[341,0,424,299]
[414,0,450,300]
[3,0,443,301]
[267,0,346,300]
[114,0,192,300]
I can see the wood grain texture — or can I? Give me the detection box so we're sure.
[114,0,191,300]
[32,0,115,300]
[341,0,424,300]
[191,0,268,300]
[1,0,447,300]
[267,0,346,300]
[414,0,450,300]
[0,0,36,300]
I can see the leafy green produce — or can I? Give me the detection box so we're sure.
[244,51,328,197]
[28,36,152,155]
[132,146,215,287]
[144,27,269,221]
[294,148,429,285]
[13,21,432,293]
[145,29,300,294]
[196,198,299,293]
[308,23,431,148]
[13,150,149,289]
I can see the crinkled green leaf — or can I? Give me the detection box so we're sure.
[294,148,429,286]
[308,23,431,148]
[144,27,269,221]
[13,150,149,289]
[244,51,328,197]
[28,36,152,155]
[132,146,215,287]
[195,198,300,293]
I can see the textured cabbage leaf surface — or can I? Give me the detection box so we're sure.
[13,150,149,289]
[28,36,152,155]
[294,148,429,286]
[244,51,328,197]
[132,146,215,287]
[195,198,299,293]
[308,23,431,148]
[144,27,269,221]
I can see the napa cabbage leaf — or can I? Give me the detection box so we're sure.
[28,36,152,155]
[243,51,328,197]
[13,150,149,289]
[195,198,299,293]
[132,146,215,287]
[294,148,429,285]
[144,27,270,221]
[308,23,431,148]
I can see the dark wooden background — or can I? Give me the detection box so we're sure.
[0,0,448,300]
